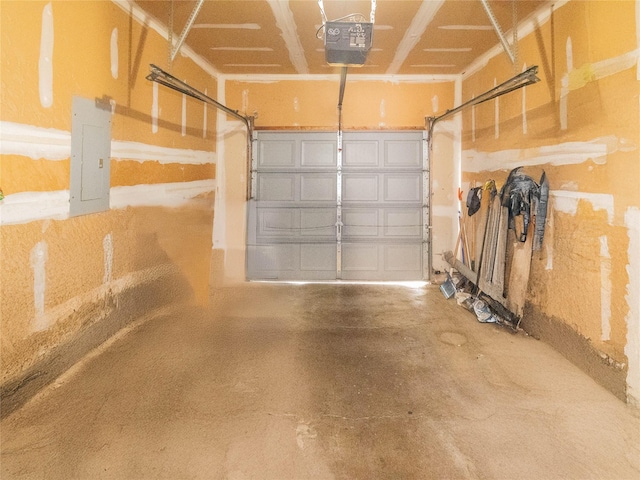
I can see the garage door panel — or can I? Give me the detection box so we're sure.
[301,209,336,237]
[300,174,336,202]
[384,174,421,203]
[383,209,422,238]
[257,208,298,237]
[384,244,422,272]
[384,140,422,167]
[247,244,336,280]
[340,244,423,280]
[259,140,295,167]
[301,140,336,167]
[301,244,336,271]
[259,175,296,201]
[343,174,379,202]
[343,208,378,237]
[248,244,298,274]
[342,244,379,272]
[343,141,379,167]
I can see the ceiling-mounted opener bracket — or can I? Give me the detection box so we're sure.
[480,0,516,65]
[170,0,205,63]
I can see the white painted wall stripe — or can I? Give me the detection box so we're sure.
[103,233,114,284]
[493,78,499,139]
[522,64,528,135]
[39,3,54,108]
[112,141,216,164]
[30,241,49,331]
[471,101,475,143]
[462,135,629,173]
[551,190,614,224]
[0,122,70,160]
[0,121,216,164]
[152,81,159,134]
[624,207,640,406]
[212,79,227,249]
[110,180,216,209]
[0,181,216,225]
[110,27,119,79]
[637,0,640,80]
[0,190,70,225]
[181,92,187,137]
[203,88,208,139]
[599,235,612,341]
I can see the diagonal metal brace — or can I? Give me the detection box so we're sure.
[480,0,516,64]
[170,0,205,62]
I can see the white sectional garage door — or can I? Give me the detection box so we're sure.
[247,131,428,281]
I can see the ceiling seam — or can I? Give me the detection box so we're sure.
[386,0,445,75]
[266,0,309,74]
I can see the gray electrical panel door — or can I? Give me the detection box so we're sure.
[247,131,426,281]
[70,96,112,217]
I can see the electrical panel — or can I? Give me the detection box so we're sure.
[324,21,373,67]
[70,96,112,217]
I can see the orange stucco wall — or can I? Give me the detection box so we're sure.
[225,78,455,129]
[460,0,640,403]
[0,1,218,384]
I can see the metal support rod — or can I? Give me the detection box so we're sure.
[147,64,250,129]
[480,0,516,65]
[170,0,205,62]
[146,64,255,199]
[337,66,348,132]
[429,65,539,128]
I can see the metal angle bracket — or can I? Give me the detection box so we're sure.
[170,0,205,62]
[480,0,516,65]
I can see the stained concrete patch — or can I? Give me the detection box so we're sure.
[438,331,468,346]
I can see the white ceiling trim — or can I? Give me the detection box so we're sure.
[386,0,445,75]
[267,0,309,74]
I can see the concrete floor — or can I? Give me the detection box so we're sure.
[2,283,639,479]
